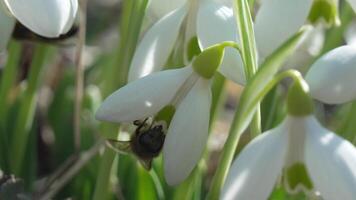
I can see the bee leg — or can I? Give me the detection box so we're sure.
[135,118,150,133]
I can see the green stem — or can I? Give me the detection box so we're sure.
[92,0,148,199]
[10,44,48,176]
[233,0,261,136]
[206,70,303,199]
[0,41,22,171]
[209,73,226,130]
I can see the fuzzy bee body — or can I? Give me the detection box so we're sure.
[107,118,166,170]
[130,124,165,159]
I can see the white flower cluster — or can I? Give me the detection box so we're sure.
[95,0,356,199]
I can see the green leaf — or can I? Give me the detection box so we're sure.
[233,0,258,78]
[137,166,158,200]
[237,27,308,133]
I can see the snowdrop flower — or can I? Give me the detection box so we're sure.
[222,81,356,200]
[96,45,227,185]
[129,0,245,84]
[130,0,318,84]
[306,45,356,104]
[0,0,77,51]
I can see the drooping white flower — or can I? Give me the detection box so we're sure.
[130,0,318,84]
[222,115,356,200]
[97,66,211,185]
[221,82,356,200]
[96,45,227,185]
[305,45,356,104]
[0,0,78,51]
[129,0,246,84]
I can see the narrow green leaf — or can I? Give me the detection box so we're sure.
[237,28,308,132]
[234,0,258,78]
[137,166,157,200]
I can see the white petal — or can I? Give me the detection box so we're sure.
[221,121,289,200]
[197,1,245,84]
[128,6,187,81]
[219,48,246,84]
[62,0,78,34]
[344,19,356,46]
[304,116,356,200]
[305,45,356,104]
[0,7,15,52]
[147,0,186,19]
[347,0,356,13]
[4,0,72,37]
[163,78,211,185]
[283,25,325,71]
[96,67,192,123]
[255,0,313,59]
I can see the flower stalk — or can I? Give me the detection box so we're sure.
[74,0,88,152]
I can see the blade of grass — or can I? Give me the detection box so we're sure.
[0,41,22,171]
[10,44,50,176]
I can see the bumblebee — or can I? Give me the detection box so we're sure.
[107,118,166,170]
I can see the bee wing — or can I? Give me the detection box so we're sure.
[138,159,152,171]
[106,139,132,155]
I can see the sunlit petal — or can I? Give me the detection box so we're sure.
[128,6,187,81]
[197,1,245,84]
[221,120,289,200]
[62,0,78,34]
[304,117,356,200]
[96,67,192,123]
[163,78,211,185]
[305,45,356,104]
[0,7,15,52]
[255,0,313,59]
[4,0,74,37]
